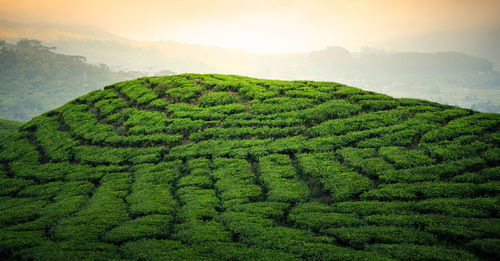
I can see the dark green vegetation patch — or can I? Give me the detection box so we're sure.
[0,119,22,137]
[0,74,499,260]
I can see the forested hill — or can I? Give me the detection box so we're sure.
[0,74,499,260]
[0,39,135,122]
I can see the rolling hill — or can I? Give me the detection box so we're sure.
[0,74,499,260]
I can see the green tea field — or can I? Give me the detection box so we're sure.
[0,74,499,260]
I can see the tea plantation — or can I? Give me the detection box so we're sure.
[0,74,499,260]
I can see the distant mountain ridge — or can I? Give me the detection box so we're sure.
[375,27,500,71]
[1,19,499,114]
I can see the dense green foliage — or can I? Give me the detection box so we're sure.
[0,40,133,122]
[0,119,22,137]
[0,74,499,260]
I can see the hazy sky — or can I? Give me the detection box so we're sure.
[1,0,499,53]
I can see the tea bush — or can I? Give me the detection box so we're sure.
[0,74,497,260]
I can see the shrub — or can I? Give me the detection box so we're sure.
[167,118,204,135]
[228,222,331,253]
[413,197,499,218]
[360,182,481,201]
[176,189,219,222]
[165,85,204,102]
[379,146,435,169]
[421,113,499,143]
[338,147,394,178]
[178,175,212,188]
[34,116,77,162]
[74,146,164,164]
[0,133,38,162]
[259,154,309,203]
[62,104,118,144]
[212,158,262,205]
[127,162,180,217]
[0,177,33,196]
[307,109,404,137]
[0,197,46,225]
[359,100,399,111]
[103,214,172,243]
[19,241,120,261]
[452,166,500,183]
[229,202,290,219]
[18,181,94,200]
[198,242,300,261]
[77,89,118,104]
[175,220,232,244]
[297,153,372,201]
[289,211,360,231]
[331,201,415,216]
[119,82,158,105]
[250,97,315,114]
[94,98,129,116]
[124,109,169,135]
[466,238,500,259]
[0,230,45,255]
[326,226,437,248]
[379,157,485,183]
[299,99,361,123]
[198,92,235,107]
[52,173,130,241]
[367,243,476,261]
[422,136,488,161]
[120,239,203,260]
[148,98,169,109]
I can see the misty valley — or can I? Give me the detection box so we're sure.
[1,19,500,124]
[0,2,499,260]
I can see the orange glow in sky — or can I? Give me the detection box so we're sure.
[1,0,499,53]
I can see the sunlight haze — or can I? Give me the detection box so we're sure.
[1,0,499,53]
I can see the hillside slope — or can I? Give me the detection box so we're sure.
[0,74,499,260]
